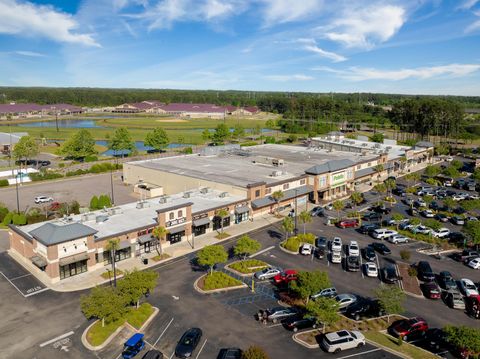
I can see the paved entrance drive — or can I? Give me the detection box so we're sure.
[0,252,49,297]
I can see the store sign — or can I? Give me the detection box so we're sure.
[193,213,208,221]
[166,217,186,228]
[331,172,346,186]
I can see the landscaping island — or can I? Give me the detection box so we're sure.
[227,259,268,275]
[196,271,245,292]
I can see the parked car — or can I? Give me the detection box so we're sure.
[34,196,53,204]
[421,209,435,218]
[414,199,427,208]
[388,317,428,342]
[175,328,203,359]
[458,278,479,297]
[452,194,466,201]
[403,198,414,206]
[331,251,342,264]
[372,205,391,214]
[421,282,441,299]
[315,248,325,259]
[311,287,337,300]
[371,242,391,255]
[346,256,360,272]
[300,243,314,255]
[467,257,480,269]
[311,206,325,217]
[143,350,163,359]
[444,290,466,310]
[392,187,406,196]
[122,333,146,359]
[371,228,397,240]
[467,193,480,200]
[435,213,449,222]
[388,235,409,244]
[254,267,282,280]
[321,330,365,353]
[344,299,385,321]
[331,237,342,252]
[335,294,357,309]
[382,264,401,284]
[452,250,480,262]
[265,307,299,323]
[363,245,377,262]
[431,228,450,238]
[411,225,431,235]
[348,241,360,256]
[273,270,298,285]
[357,223,380,234]
[438,271,457,291]
[315,236,327,250]
[417,261,435,282]
[362,212,382,222]
[216,349,242,359]
[283,316,318,332]
[407,207,419,216]
[364,262,378,277]
[451,216,465,225]
[337,219,359,228]
[448,232,465,244]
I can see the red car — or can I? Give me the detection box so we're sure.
[48,201,61,211]
[273,270,298,285]
[336,219,359,228]
[465,295,480,319]
[422,282,441,300]
[388,317,428,341]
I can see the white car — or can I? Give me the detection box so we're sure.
[34,196,53,204]
[311,287,337,299]
[446,156,453,162]
[254,267,282,280]
[348,241,360,256]
[364,262,378,277]
[388,235,410,244]
[468,194,480,200]
[300,243,314,255]
[331,237,342,252]
[467,258,480,270]
[458,278,479,297]
[411,225,431,235]
[421,209,435,218]
[372,228,397,240]
[432,228,451,238]
[452,194,466,201]
[322,330,365,353]
[331,251,342,264]
[335,294,357,309]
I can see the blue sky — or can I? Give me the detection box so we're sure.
[0,0,479,95]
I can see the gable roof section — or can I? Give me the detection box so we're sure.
[29,222,97,246]
[305,159,355,175]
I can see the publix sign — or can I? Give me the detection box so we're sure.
[331,172,346,186]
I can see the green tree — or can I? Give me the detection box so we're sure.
[391,213,404,230]
[281,216,294,240]
[201,128,211,142]
[424,165,441,178]
[443,325,480,358]
[271,190,284,215]
[306,297,340,331]
[422,195,434,206]
[13,136,38,164]
[234,235,261,259]
[98,194,112,209]
[424,219,442,231]
[212,123,230,145]
[152,226,168,255]
[265,119,276,129]
[232,124,245,140]
[216,208,229,233]
[374,164,384,183]
[106,238,120,287]
[374,285,406,323]
[443,166,460,178]
[443,197,455,211]
[450,159,463,170]
[241,346,270,359]
[409,217,421,226]
[332,200,344,220]
[404,173,420,187]
[298,210,312,234]
[374,183,387,194]
[144,128,169,151]
[80,286,127,327]
[60,129,96,159]
[197,245,228,274]
[462,220,480,249]
[289,271,331,304]
[350,192,363,209]
[108,128,135,157]
[369,133,384,143]
[90,195,99,210]
[118,270,158,309]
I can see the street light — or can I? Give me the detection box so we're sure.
[294,188,298,234]
[110,165,115,205]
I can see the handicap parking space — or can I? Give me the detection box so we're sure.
[0,252,48,297]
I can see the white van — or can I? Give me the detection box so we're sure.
[371,228,397,240]
[331,251,342,264]
[321,330,365,353]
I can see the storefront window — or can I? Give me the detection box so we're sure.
[213,216,231,230]
[235,212,249,224]
[103,247,132,265]
[193,223,209,236]
[168,231,184,244]
[60,260,88,280]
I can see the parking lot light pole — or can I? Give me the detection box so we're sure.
[294,188,298,234]
[110,166,115,205]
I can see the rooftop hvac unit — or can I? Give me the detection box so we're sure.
[159,196,169,204]
[272,158,284,166]
[96,215,109,223]
[219,192,229,198]
[136,201,150,209]
[108,207,123,215]
[200,187,210,194]
[270,170,283,177]
[183,191,192,198]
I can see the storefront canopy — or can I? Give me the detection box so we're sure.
[31,255,47,268]
[169,225,185,234]
[59,252,89,266]
[235,206,249,214]
[193,217,210,227]
[138,234,155,244]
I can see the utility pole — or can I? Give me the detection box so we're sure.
[294,188,298,234]
[110,165,115,205]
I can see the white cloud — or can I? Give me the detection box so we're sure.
[14,51,45,57]
[261,0,323,25]
[457,0,479,10]
[314,64,480,81]
[320,4,406,49]
[265,74,314,81]
[0,0,99,47]
[466,19,480,32]
[298,38,346,62]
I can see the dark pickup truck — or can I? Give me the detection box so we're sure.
[346,256,360,272]
[451,250,479,262]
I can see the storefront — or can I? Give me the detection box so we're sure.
[103,241,132,264]
[59,252,89,279]
[193,216,210,236]
[167,226,185,244]
[234,206,249,224]
[213,216,230,231]
[138,234,157,254]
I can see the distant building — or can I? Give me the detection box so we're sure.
[0,132,28,153]
[0,103,83,119]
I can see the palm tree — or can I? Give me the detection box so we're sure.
[152,225,168,255]
[374,164,384,184]
[384,179,396,197]
[106,238,120,287]
[350,192,363,209]
[399,157,407,174]
[332,200,344,220]
[298,210,312,234]
[216,208,229,233]
[271,190,284,216]
[281,217,295,240]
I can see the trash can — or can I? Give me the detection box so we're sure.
[143,258,148,265]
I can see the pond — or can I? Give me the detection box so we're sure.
[16,119,105,128]
[95,140,191,156]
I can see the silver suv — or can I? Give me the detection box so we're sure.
[321,330,365,353]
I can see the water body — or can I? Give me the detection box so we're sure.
[95,140,190,156]
[16,119,105,129]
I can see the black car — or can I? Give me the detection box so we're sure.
[346,256,360,272]
[392,187,406,196]
[363,245,377,261]
[382,265,401,284]
[311,207,325,217]
[282,316,318,332]
[429,201,441,210]
[371,242,391,255]
[362,212,382,222]
[453,207,467,215]
[437,271,457,290]
[448,232,465,244]
[217,348,242,359]
[344,299,385,321]
[417,261,435,282]
[314,248,325,259]
[143,350,164,359]
[358,223,380,234]
[373,205,391,214]
[175,328,203,358]
[315,236,327,250]
[446,189,456,196]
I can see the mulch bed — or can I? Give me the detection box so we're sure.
[397,262,423,296]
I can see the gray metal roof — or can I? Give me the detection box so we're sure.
[354,167,375,179]
[415,141,434,148]
[29,222,97,245]
[251,185,314,209]
[305,159,355,175]
[0,132,28,145]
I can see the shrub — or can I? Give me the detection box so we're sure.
[84,155,98,162]
[408,267,418,277]
[181,147,193,154]
[58,163,65,168]
[0,207,9,222]
[2,212,13,225]
[281,233,316,252]
[66,169,89,177]
[202,271,242,290]
[90,196,99,210]
[240,141,258,147]
[241,346,270,359]
[400,250,411,261]
[286,134,297,143]
[229,259,268,274]
[30,171,63,181]
[264,136,276,144]
[12,213,27,225]
[0,179,8,187]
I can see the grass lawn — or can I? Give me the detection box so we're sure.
[101,269,124,280]
[152,253,171,262]
[86,303,154,346]
[215,232,230,239]
[365,332,438,359]
[229,259,268,274]
[200,271,243,291]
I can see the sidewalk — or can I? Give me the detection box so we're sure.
[48,211,289,292]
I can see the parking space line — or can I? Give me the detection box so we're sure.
[195,339,207,359]
[25,287,50,297]
[169,351,175,359]
[10,273,32,281]
[153,317,174,347]
[250,246,275,258]
[0,271,26,298]
[336,348,381,359]
[39,331,74,347]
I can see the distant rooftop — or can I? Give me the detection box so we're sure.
[128,144,377,188]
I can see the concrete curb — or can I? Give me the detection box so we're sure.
[81,306,159,351]
[278,242,299,255]
[365,339,410,359]
[292,329,320,349]
[368,331,442,359]
[224,260,269,278]
[193,273,247,294]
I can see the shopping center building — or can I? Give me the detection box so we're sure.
[8,135,433,283]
